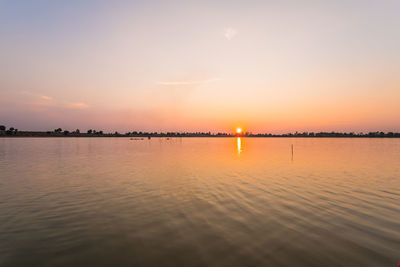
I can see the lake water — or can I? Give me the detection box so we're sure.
[0,137,399,266]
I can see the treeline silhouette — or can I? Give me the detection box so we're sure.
[1,125,400,138]
[251,131,400,138]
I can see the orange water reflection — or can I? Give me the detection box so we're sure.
[1,137,399,266]
[236,137,242,154]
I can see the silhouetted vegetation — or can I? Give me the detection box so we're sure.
[251,131,400,138]
[2,126,18,136]
[1,125,400,138]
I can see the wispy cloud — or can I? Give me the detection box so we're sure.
[20,91,53,101]
[68,102,89,109]
[40,95,52,100]
[21,92,89,109]
[224,27,237,40]
[156,78,221,86]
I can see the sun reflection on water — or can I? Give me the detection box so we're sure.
[237,137,242,154]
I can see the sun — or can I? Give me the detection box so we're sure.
[236,128,243,134]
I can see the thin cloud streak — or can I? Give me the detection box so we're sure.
[40,95,52,100]
[156,78,221,86]
[67,102,89,109]
[20,92,89,110]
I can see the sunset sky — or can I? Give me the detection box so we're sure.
[1,0,399,133]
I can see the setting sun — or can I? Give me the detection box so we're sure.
[236,128,242,134]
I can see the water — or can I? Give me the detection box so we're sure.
[0,137,399,266]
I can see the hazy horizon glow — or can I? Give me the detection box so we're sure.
[1,0,400,133]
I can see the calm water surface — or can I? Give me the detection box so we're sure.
[0,137,399,266]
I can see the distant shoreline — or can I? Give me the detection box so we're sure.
[1,131,400,138]
[2,136,400,139]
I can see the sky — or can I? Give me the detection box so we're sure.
[1,0,399,133]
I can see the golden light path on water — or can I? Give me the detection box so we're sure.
[236,137,242,154]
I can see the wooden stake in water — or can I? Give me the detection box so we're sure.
[291,144,294,161]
